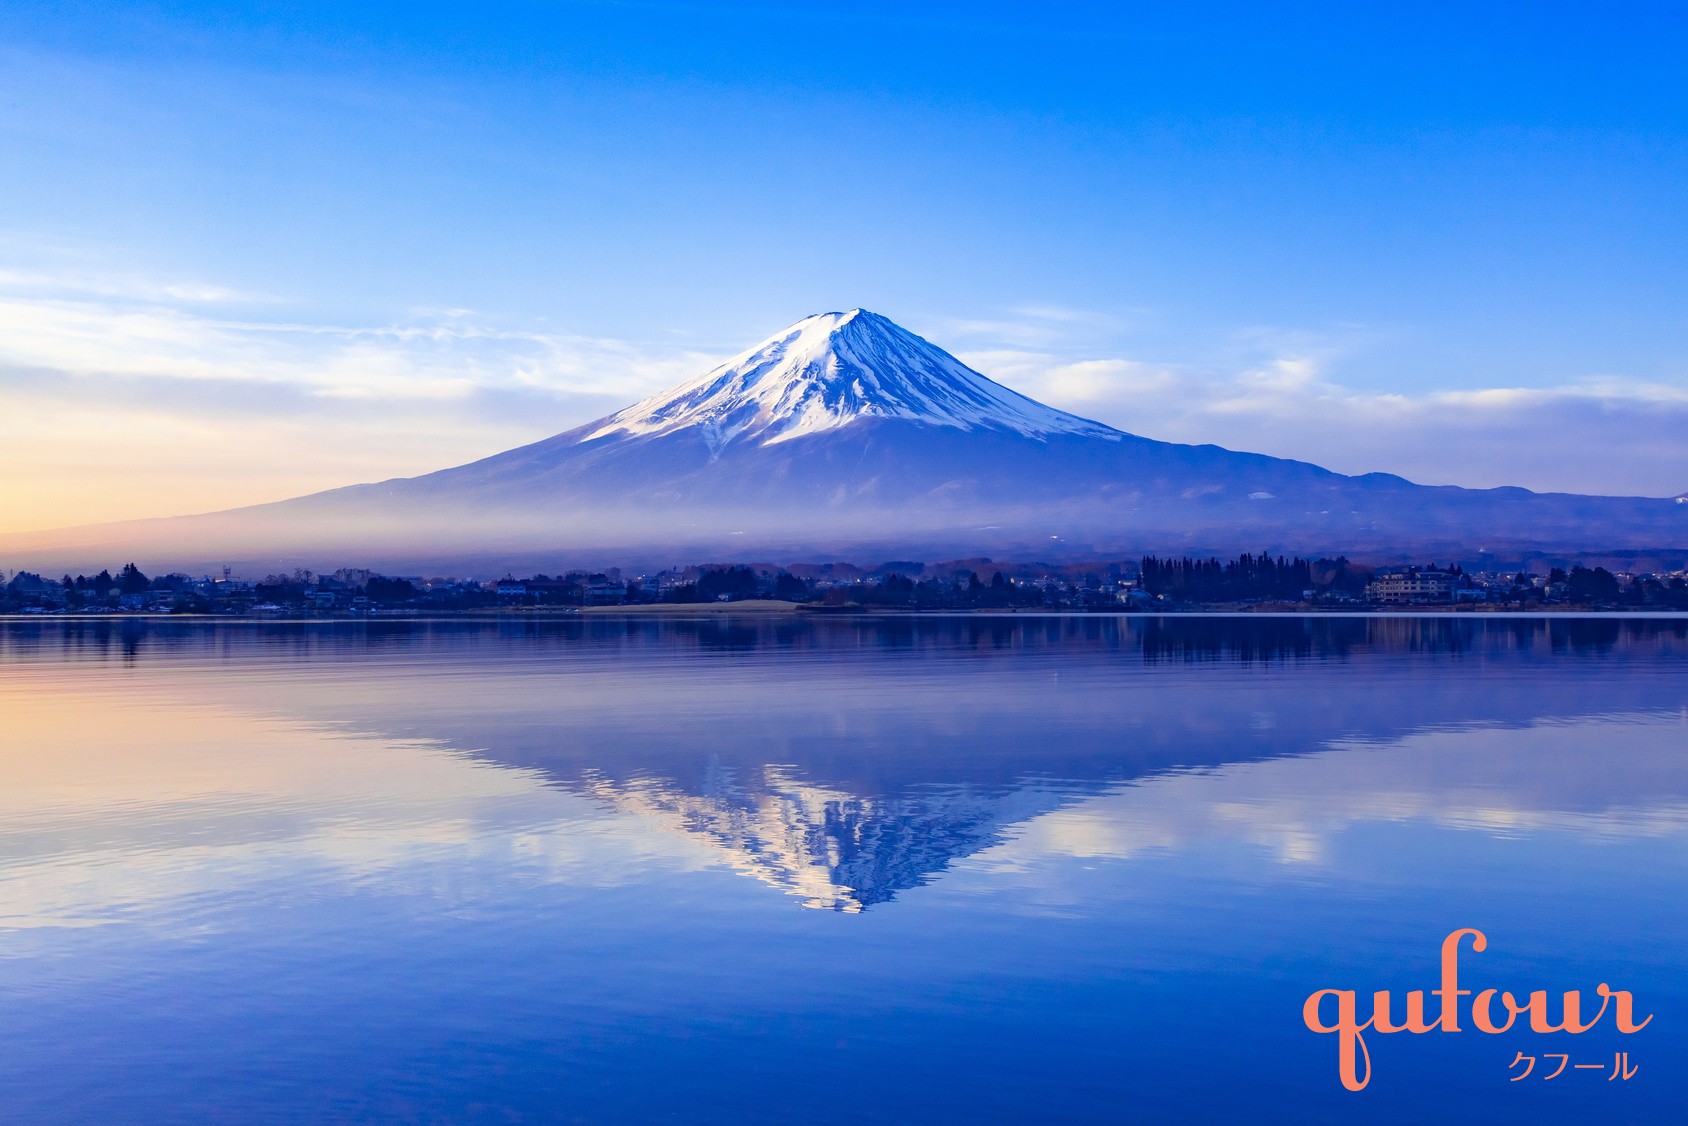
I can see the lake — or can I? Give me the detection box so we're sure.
[1,615,1683,1122]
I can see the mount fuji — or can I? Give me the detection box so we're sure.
[586,308,1121,448]
[5,309,1683,569]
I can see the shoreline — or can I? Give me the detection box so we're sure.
[3,607,1686,624]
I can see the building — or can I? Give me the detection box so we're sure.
[1366,568,1460,604]
[584,580,628,605]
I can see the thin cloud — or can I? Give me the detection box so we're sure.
[0,263,732,530]
[0,282,721,401]
[960,346,1688,496]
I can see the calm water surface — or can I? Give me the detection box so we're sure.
[1,616,1684,1123]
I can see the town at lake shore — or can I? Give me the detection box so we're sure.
[6,553,1685,617]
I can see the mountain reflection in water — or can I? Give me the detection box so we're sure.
[4,615,1688,1124]
[5,616,1683,913]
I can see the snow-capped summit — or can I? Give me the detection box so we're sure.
[585,309,1120,450]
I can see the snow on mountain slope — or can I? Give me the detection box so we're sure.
[584,309,1121,451]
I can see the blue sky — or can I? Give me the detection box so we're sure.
[2,1,1686,529]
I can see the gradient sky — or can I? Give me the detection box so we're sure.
[2,1,1686,532]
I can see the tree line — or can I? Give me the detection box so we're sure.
[1138,553,1370,602]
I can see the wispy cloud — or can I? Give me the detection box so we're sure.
[953,311,1688,498]
[0,261,728,531]
[0,279,715,399]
